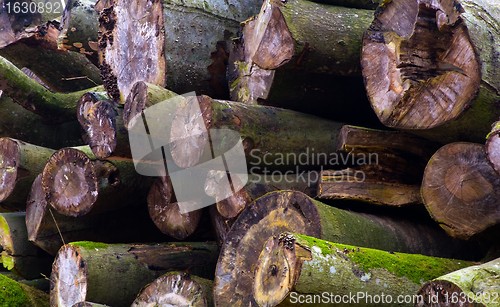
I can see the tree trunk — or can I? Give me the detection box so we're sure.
[26,174,165,255]
[361,0,500,143]
[0,56,103,123]
[0,212,52,280]
[96,0,166,102]
[168,95,344,170]
[253,232,475,307]
[486,120,500,174]
[417,257,500,307]
[40,147,152,217]
[0,96,84,148]
[213,190,483,306]
[132,271,213,306]
[422,142,500,239]
[50,241,218,307]
[228,0,373,103]
[59,0,100,65]
[147,176,202,240]
[0,274,49,307]
[0,138,55,211]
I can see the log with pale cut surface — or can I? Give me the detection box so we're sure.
[50,241,218,307]
[213,190,482,306]
[0,212,52,280]
[0,138,55,211]
[253,233,474,307]
[96,0,166,102]
[422,142,500,239]
[486,120,500,174]
[27,174,165,255]
[40,147,152,217]
[228,0,373,104]
[416,257,500,307]
[361,0,499,143]
[147,177,202,240]
[131,271,213,307]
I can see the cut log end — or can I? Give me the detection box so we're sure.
[361,0,481,129]
[132,272,208,307]
[123,81,148,129]
[147,178,202,240]
[214,190,321,306]
[50,245,88,307]
[41,148,97,217]
[486,121,500,174]
[0,138,20,202]
[416,281,476,307]
[422,142,500,239]
[86,101,118,159]
[25,174,45,242]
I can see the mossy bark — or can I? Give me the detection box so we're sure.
[213,190,482,306]
[50,241,218,307]
[0,274,49,307]
[417,257,500,307]
[422,142,500,239]
[132,271,213,306]
[228,0,373,103]
[0,56,103,123]
[0,212,52,280]
[0,138,55,211]
[253,232,475,307]
[361,0,500,143]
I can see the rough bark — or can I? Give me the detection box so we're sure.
[417,257,500,307]
[0,56,103,122]
[132,271,213,306]
[361,0,500,143]
[228,0,373,103]
[169,95,344,170]
[59,0,100,64]
[0,274,49,307]
[147,176,202,240]
[0,212,52,280]
[50,241,218,307]
[26,174,165,255]
[96,0,166,102]
[486,120,500,174]
[253,232,474,307]
[0,138,55,211]
[77,92,131,158]
[0,96,83,148]
[41,147,152,217]
[422,142,500,239]
[213,190,482,306]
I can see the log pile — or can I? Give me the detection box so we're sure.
[0,0,498,306]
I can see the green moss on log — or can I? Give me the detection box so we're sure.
[0,274,49,307]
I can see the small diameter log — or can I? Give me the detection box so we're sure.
[96,0,166,102]
[77,92,131,158]
[213,190,481,306]
[228,0,373,103]
[147,177,202,240]
[0,56,103,122]
[486,120,500,174]
[253,233,474,307]
[169,95,344,170]
[319,125,438,206]
[417,257,500,307]
[27,174,164,255]
[50,241,218,307]
[362,0,500,143]
[0,138,55,211]
[422,142,500,239]
[132,271,213,306]
[0,274,49,307]
[0,212,52,280]
[59,0,100,64]
[41,147,152,217]
[0,96,83,148]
